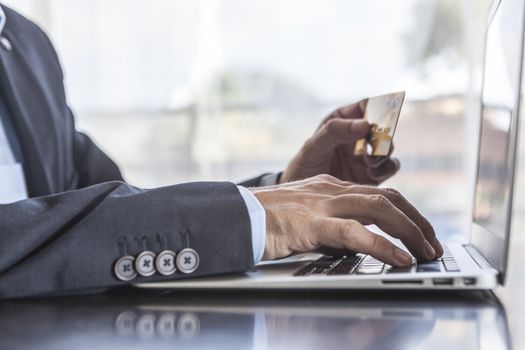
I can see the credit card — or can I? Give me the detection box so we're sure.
[354,91,405,156]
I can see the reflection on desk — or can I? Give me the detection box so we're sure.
[0,291,510,350]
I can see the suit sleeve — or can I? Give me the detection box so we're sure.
[0,181,254,299]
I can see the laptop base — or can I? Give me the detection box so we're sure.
[137,243,499,291]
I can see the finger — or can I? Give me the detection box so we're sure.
[366,158,400,182]
[325,193,436,260]
[360,186,443,257]
[384,187,443,257]
[363,142,395,164]
[388,142,395,156]
[314,217,413,267]
[345,186,443,258]
[310,119,370,150]
[363,154,391,169]
[335,99,368,120]
[317,99,368,130]
[363,143,395,166]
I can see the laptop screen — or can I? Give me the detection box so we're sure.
[471,0,524,281]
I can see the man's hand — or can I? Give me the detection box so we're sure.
[250,175,443,266]
[281,99,400,185]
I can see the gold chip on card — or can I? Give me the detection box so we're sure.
[354,91,405,156]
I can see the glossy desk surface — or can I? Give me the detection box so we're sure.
[0,290,510,350]
[1,243,523,350]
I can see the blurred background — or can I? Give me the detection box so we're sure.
[3,0,524,244]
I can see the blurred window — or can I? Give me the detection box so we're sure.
[2,0,493,240]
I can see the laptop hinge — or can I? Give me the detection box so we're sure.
[464,244,495,270]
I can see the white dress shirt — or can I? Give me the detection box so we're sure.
[0,100,28,203]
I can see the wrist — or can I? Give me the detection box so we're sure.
[250,188,292,260]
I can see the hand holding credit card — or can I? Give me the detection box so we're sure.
[354,91,405,156]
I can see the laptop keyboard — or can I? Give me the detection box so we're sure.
[294,248,460,276]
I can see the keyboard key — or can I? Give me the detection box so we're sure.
[294,248,462,277]
[440,248,461,272]
[356,256,385,274]
[310,266,328,274]
[361,256,382,264]
[443,263,460,272]
[327,255,363,275]
[294,265,314,276]
[314,256,339,265]
[295,255,360,276]
[357,265,384,274]
[416,261,442,273]
[386,266,413,273]
[312,260,339,269]
[327,263,355,275]
[294,256,343,276]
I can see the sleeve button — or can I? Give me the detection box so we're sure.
[176,248,200,274]
[155,250,177,276]
[135,251,157,276]
[114,256,137,281]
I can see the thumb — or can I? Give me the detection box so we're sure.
[350,119,370,136]
[312,119,370,150]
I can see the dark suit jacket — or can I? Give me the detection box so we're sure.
[0,5,266,299]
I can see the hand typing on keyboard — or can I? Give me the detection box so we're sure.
[294,249,459,276]
[250,174,444,267]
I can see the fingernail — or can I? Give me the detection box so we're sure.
[350,120,370,136]
[394,249,412,266]
[424,241,436,259]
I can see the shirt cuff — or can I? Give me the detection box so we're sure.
[237,186,266,264]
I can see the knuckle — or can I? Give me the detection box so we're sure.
[420,216,436,237]
[341,220,359,241]
[307,180,324,188]
[384,187,401,197]
[307,182,335,196]
[330,107,342,118]
[325,118,340,132]
[370,234,383,253]
[311,174,324,182]
[314,174,337,183]
[369,194,391,209]
[347,184,364,193]
[316,124,331,141]
[302,137,316,152]
[384,187,405,203]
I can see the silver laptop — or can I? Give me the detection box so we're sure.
[140,0,523,292]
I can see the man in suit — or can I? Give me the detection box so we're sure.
[0,4,443,298]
